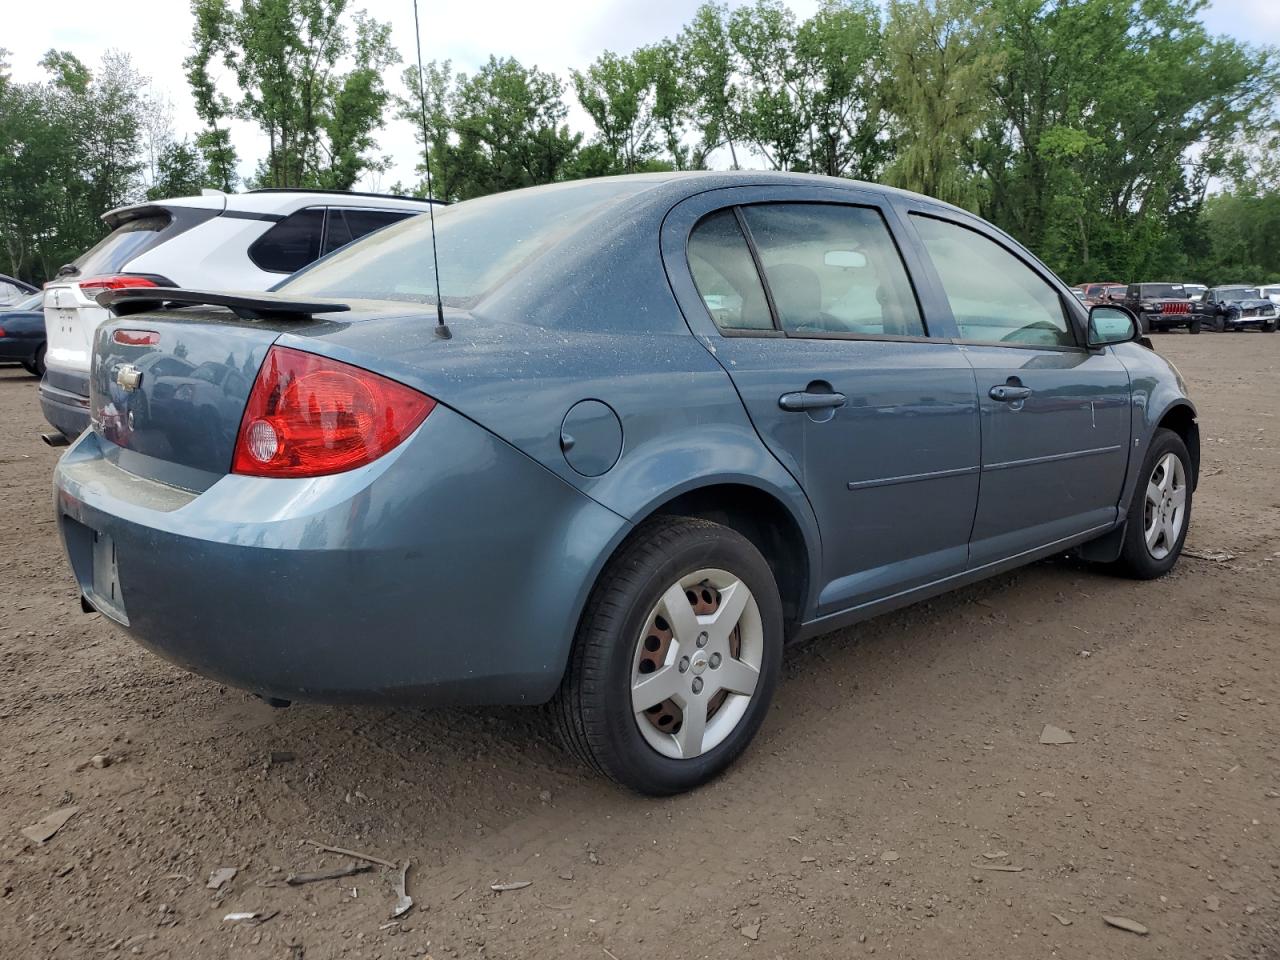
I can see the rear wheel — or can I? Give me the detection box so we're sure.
[1108,428,1192,579]
[552,517,783,794]
[23,344,46,378]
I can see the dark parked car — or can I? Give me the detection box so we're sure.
[1120,283,1198,333]
[1193,286,1278,332]
[0,293,47,376]
[52,173,1198,794]
[0,274,38,307]
[0,272,38,305]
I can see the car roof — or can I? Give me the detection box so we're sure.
[102,190,437,225]
[0,273,37,292]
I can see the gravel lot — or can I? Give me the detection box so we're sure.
[1,332,1278,960]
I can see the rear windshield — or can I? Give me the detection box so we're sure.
[71,214,173,277]
[279,180,650,306]
[1140,284,1181,298]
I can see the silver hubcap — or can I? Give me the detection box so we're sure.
[630,568,763,760]
[1143,451,1187,560]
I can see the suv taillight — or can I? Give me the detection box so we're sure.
[232,346,435,478]
[78,275,160,297]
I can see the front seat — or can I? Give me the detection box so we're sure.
[767,263,823,331]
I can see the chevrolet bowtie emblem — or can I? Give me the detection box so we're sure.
[116,364,143,391]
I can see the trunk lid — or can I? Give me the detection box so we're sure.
[90,308,300,487]
[89,296,416,490]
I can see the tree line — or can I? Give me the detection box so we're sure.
[2,0,1278,288]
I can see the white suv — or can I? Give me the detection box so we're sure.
[41,189,436,438]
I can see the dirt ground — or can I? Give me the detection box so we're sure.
[1,332,1277,960]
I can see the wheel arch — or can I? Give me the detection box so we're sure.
[1155,401,1200,489]
[579,477,820,647]
[639,482,814,641]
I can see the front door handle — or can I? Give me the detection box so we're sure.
[779,391,848,412]
[989,384,1032,403]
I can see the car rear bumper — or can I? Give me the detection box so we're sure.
[53,407,628,705]
[40,367,91,437]
[0,340,38,364]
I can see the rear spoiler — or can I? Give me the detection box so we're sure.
[98,288,351,321]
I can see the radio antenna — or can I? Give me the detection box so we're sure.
[412,0,451,340]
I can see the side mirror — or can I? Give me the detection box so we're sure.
[823,250,867,269]
[1088,305,1137,347]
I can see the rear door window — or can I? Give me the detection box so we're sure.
[911,214,1074,347]
[686,210,774,331]
[741,204,926,337]
[321,209,416,256]
[248,208,326,274]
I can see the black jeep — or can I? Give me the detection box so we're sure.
[1119,283,1199,334]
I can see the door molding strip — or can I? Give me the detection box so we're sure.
[846,464,980,491]
[983,444,1123,473]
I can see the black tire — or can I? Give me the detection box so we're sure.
[1188,318,1201,335]
[31,344,46,378]
[1137,314,1150,335]
[1263,321,1277,333]
[1213,314,1226,333]
[552,517,783,795]
[1108,428,1192,580]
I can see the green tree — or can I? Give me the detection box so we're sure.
[678,0,887,176]
[977,0,1279,281]
[147,140,211,200]
[796,0,889,179]
[0,50,155,282]
[185,0,239,190]
[187,0,398,189]
[572,45,697,173]
[680,3,743,167]
[401,57,580,200]
[881,0,1000,206]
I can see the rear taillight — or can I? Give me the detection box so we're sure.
[232,346,435,478]
[78,275,160,297]
[113,329,160,346]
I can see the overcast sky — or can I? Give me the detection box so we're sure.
[7,0,1278,193]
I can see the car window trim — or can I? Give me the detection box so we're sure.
[688,200,933,342]
[730,206,783,332]
[907,210,1086,351]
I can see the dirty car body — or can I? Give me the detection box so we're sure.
[53,173,1198,788]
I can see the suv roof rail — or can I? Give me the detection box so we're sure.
[246,187,444,204]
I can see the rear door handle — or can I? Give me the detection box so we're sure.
[779,391,848,412]
[989,384,1032,402]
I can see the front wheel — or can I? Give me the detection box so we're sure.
[1188,318,1201,335]
[1213,314,1226,332]
[552,517,783,794]
[1262,321,1277,333]
[1108,428,1192,579]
